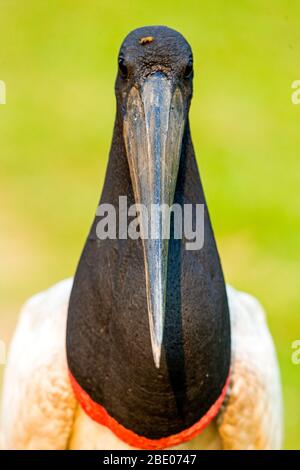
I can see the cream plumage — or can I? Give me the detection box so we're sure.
[0,279,282,450]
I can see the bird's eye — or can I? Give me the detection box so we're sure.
[184,60,193,79]
[118,57,128,78]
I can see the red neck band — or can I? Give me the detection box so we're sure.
[69,370,230,450]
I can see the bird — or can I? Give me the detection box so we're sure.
[0,26,282,450]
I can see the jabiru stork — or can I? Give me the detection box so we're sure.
[0,26,283,450]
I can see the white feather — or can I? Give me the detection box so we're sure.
[0,279,283,449]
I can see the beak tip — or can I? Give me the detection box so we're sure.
[152,342,162,369]
[150,312,164,368]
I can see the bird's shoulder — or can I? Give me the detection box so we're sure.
[217,285,283,449]
[0,278,76,449]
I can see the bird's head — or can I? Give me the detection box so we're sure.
[116,26,193,109]
[115,26,194,368]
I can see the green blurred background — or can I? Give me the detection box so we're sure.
[0,0,299,448]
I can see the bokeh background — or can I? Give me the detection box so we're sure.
[0,0,299,448]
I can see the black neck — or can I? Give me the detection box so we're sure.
[66,114,231,439]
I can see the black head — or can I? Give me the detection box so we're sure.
[116,26,193,111]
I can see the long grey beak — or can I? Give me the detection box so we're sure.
[123,73,186,368]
